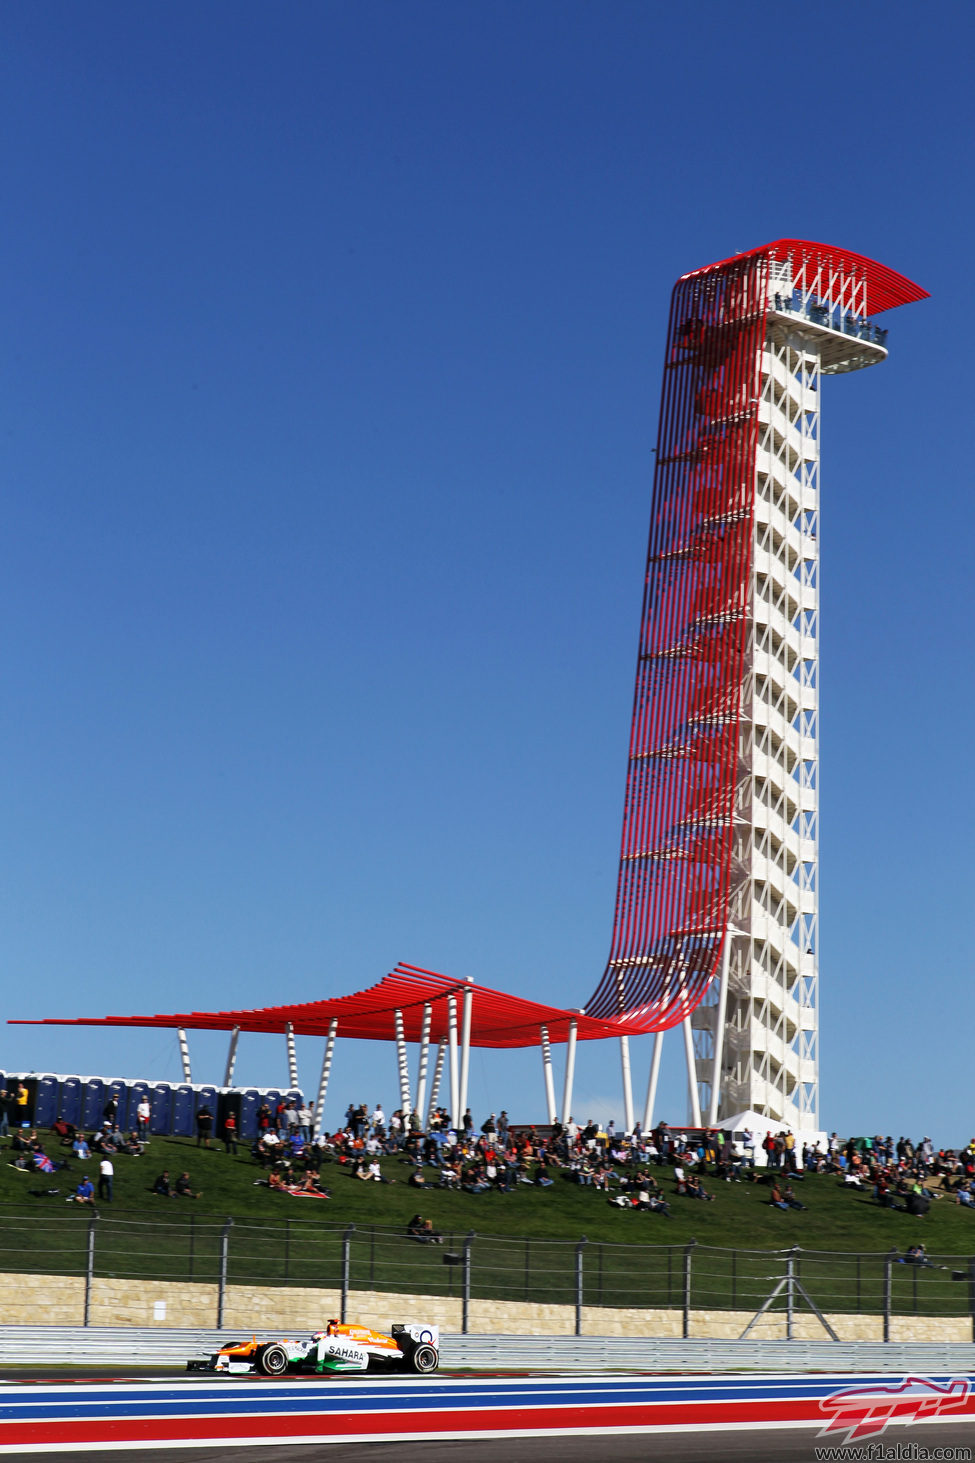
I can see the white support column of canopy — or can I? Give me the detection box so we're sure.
[459,980,473,1125]
[394,1009,412,1119]
[706,931,732,1128]
[540,1025,557,1124]
[222,1026,240,1088]
[313,1019,338,1140]
[561,1019,578,1124]
[643,1031,663,1133]
[414,1003,432,1124]
[285,1022,299,1091]
[447,997,460,1129]
[427,1038,447,1128]
[619,1035,635,1135]
[177,1029,192,1084]
[683,1014,702,1128]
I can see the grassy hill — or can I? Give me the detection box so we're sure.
[5,1133,975,1249]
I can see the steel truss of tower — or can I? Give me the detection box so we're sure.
[585,239,927,1132]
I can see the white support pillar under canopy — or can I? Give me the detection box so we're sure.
[414,1003,432,1124]
[683,1014,702,1128]
[447,997,460,1129]
[459,980,473,1126]
[540,1025,557,1125]
[394,1008,412,1118]
[619,1034,634,1135]
[427,1038,447,1128]
[222,1026,240,1089]
[285,1022,299,1091]
[313,1019,338,1140]
[706,931,732,1128]
[561,1019,578,1124]
[643,1031,663,1133]
[177,1028,192,1085]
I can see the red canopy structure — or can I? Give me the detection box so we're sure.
[10,961,637,1049]
[9,962,647,1131]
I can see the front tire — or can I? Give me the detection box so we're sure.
[408,1343,439,1374]
[257,1343,290,1376]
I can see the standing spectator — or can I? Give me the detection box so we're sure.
[15,1082,30,1128]
[257,1101,272,1133]
[0,1087,9,1138]
[223,1111,238,1154]
[136,1097,151,1140]
[195,1105,213,1148]
[298,1103,313,1140]
[98,1156,114,1202]
[103,1096,118,1128]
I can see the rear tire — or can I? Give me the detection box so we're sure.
[409,1343,439,1374]
[257,1343,290,1376]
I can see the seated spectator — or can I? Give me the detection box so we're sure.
[66,1175,95,1205]
[782,1183,806,1211]
[769,1181,789,1211]
[153,1170,174,1197]
[408,1168,427,1188]
[899,1244,934,1267]
[174,1171,201,1199]
[955,1182,974,1207]
[301,1170,330,1197]
[52,1118,76,1146]
[635,1187,670,1217]
[407,1213,442,1243]
[684,1173,714,1201]
[72,1135,91,1161]
[535,1162,554,1188]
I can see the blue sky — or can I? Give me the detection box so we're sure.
[1,4,970,1142]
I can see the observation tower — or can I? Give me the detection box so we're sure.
[585,240,927,1133]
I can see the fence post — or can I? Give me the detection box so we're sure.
[786,1248,797,1340]
[340,1224,355,1323]
[682,1240,696,1340]
[83,1212,98,1327]
[217,1217,234,1329]
[462,1230,475,1335]
[575,1237,588,1337]
[883,1249,894,1343]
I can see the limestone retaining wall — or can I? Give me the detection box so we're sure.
[0,1272,970,1342]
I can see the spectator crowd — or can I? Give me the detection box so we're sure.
[5,1079,975,1224]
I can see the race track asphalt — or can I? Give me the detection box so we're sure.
[39,1422,975,1463]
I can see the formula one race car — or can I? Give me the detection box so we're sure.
[187,1320,439,1377]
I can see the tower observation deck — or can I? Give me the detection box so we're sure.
[585,240,927,1132]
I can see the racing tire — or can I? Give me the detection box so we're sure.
[257,1343,290,1376]
[408,1343,439,1374]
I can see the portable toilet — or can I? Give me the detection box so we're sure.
[82,1078,107,1130]
[237,1089,260,1141]
[217,1089,241,1145]
[195,1086,218,1140]
[171,1085,195,1137]
[263,1089,283,1130]
[58,1077,83,1128]
[127,1080,151,1131]
[18,1076,39,1128]
[33,1075,60,1128]
[150,1083,172,1135]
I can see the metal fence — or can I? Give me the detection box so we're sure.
[3,1211,974,1338]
